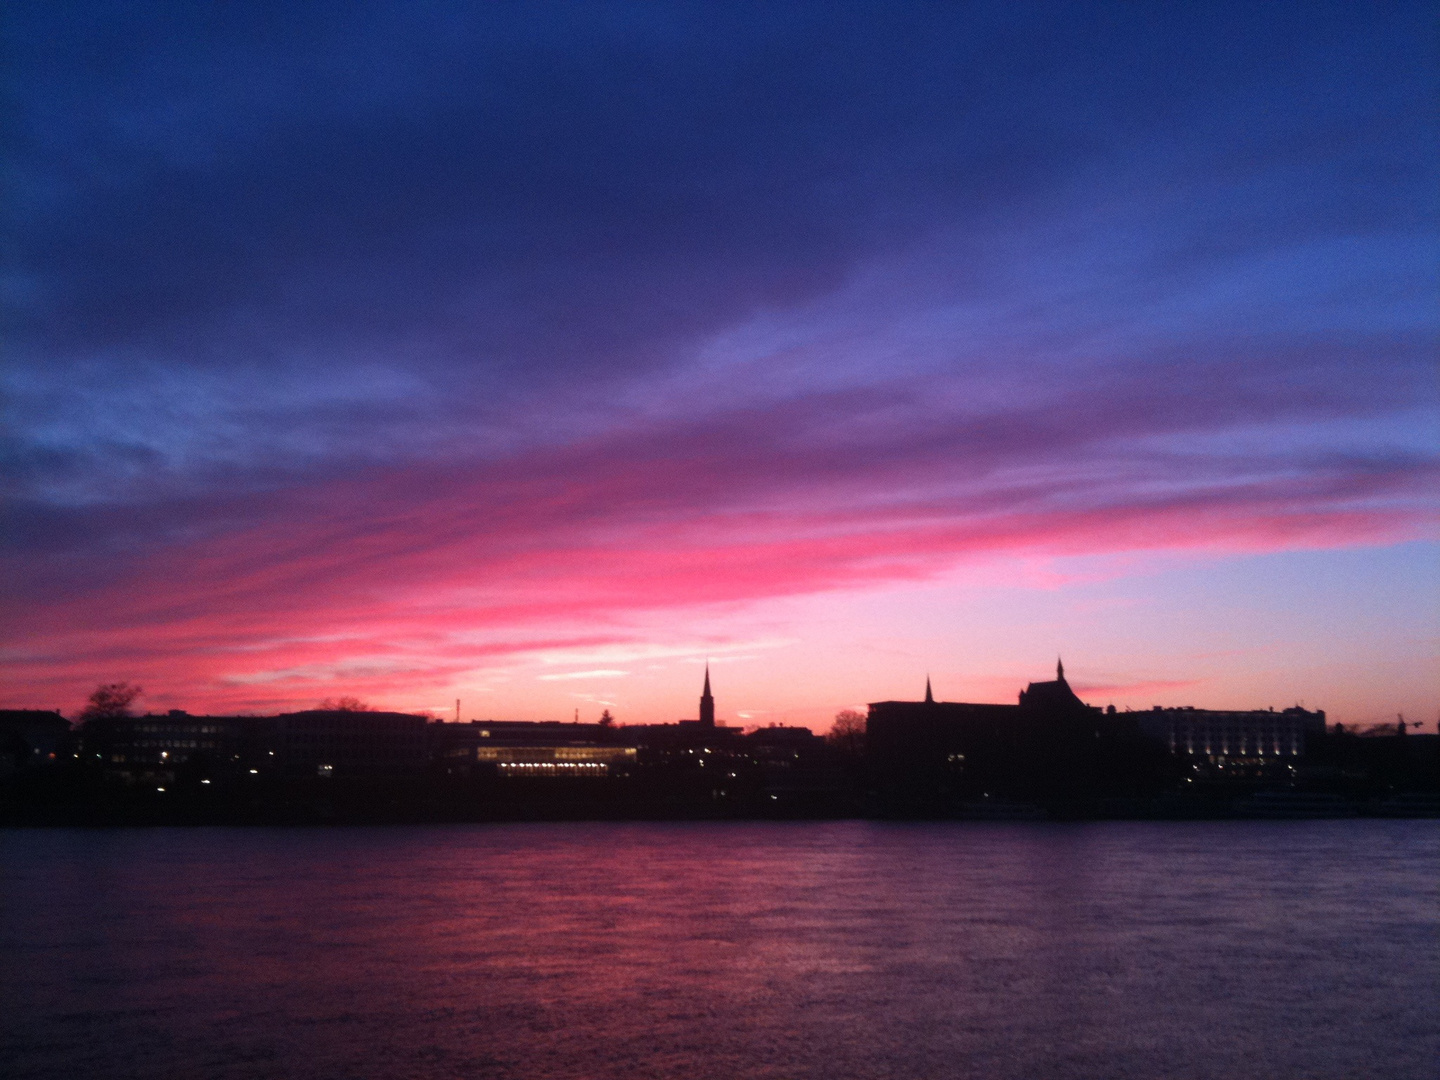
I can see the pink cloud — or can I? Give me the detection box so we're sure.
[1072,679,1206,699]
[3,373,1434,714]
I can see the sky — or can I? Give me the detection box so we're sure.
[3,2,1437,730]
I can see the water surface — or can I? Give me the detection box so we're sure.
[3,821,1436,1079]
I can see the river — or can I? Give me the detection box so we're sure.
[2,820,1435,1079]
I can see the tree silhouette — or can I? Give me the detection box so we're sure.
[317,696,375,712]
[599,709,615,727]
[826,709,866,757]
[80,682,142,721]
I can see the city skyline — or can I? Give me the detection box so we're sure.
[11,657,1420,828]
[3,8,1434,1079]
[3,4,1436,731]
[19,657,1434,737]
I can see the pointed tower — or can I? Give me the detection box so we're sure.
[699,664,715,728]
[924,676,935,704]
[1019,657,1085,714]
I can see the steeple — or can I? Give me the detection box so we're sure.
[1019,657,1086,714]
[924,676,934,704]
[699,663,715,728]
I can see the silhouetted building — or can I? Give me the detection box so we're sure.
[745,724,843,805]
[269,710,429,778]
[1303,725,1439,798]
[699,665,715,729]
[0,710,70,774]
[1017,659,1090,715]
[867,661,1175,809]
[623,668,749,804]
[617,673,843,809]
[74,709,432,784]
[11,666,1432,822]
[77,711,247,784]
[677,666,733,731]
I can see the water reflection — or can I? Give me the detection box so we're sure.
[2,821,1436,1079]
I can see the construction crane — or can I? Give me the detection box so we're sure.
[1396,713,1423,733]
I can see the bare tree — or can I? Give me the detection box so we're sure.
[80,682,143,721]
[826,709,866,757]
[317,696,375,712]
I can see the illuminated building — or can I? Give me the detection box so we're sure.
[1135,705,1326,779]
[471,743,637,777]
[438,719,637,778]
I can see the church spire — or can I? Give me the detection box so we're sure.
[699,663,715,728]
[924,675,934,704]
[1056,656,1065,682]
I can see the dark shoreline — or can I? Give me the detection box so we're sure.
[5,790,1438,826]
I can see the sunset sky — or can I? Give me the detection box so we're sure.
[4,2,1436,730]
